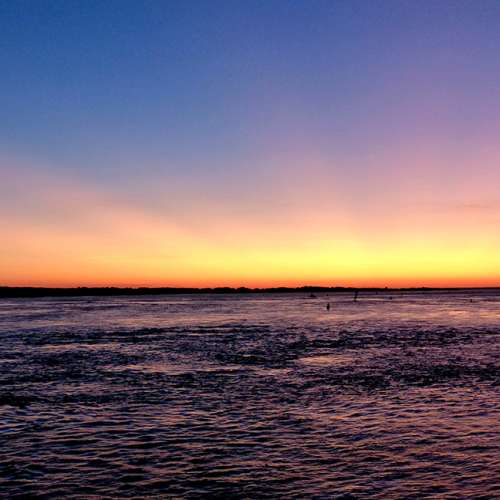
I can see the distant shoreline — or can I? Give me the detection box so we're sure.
[1,286,499,298]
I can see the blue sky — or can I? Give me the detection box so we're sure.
[2,1,500,286]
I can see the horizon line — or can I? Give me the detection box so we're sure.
[1,284,500,298]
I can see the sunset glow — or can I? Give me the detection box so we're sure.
[2,1,500,288]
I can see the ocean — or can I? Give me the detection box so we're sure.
[1,290,499,498]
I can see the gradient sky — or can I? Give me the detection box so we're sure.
[2,0,500,287]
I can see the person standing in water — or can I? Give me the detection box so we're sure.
[326,302,331,311]
[354,290,359,302]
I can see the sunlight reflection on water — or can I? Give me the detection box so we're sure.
[0,290,499,497]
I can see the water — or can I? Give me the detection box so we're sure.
[0,290,499,498]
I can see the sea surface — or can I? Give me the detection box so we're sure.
[0,291,499,498]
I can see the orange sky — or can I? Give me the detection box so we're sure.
[2,154,499,288]
[2,2,500,288]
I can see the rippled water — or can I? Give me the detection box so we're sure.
[1,291,499,498]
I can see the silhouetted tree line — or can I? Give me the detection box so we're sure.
[0,285,489,298]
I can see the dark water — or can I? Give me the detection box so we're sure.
[1,291,499,498]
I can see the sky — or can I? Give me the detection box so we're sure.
[1,0,500,287]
